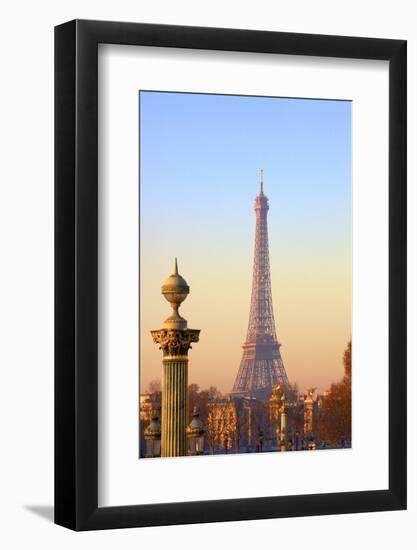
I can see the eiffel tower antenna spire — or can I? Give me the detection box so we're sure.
[231,172,290,399]
[260,169,264,194]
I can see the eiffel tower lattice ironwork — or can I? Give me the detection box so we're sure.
[231,171,290,400]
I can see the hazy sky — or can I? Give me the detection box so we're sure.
[139,91,351,394]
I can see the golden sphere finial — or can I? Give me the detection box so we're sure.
[161,258,189,329]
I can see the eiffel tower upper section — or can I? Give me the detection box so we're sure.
[245,170,277,344]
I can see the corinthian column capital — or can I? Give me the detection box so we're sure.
[151,328,200,358]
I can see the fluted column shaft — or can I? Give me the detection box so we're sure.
[151,327,200,458]
[304,402,313,434]
[162,358,188,456]
[280,411,287,440]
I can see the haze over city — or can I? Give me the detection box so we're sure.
[140,91,351,395]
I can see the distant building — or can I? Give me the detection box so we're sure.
[206,395,274,453]
[139,393,153,422]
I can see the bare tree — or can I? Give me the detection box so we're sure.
[206,400,235,454]
[148,379,161,393]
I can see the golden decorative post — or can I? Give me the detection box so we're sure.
[279,393,287,451]
[304,387,315,435]
[151,259,200,457]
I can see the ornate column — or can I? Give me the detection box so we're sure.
[279,393,287,451]
[151,259,200,457]
[303,387,315,436]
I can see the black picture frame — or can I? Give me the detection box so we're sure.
[55,19,407,531]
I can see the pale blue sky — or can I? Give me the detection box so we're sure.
[140,92,351,258]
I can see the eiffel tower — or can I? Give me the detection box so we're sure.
[231,171,290,400]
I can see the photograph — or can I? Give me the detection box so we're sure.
[0,2,408,542]
[139,91,352,458]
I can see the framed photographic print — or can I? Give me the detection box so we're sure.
[55,20,406,530]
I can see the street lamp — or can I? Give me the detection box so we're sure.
[295,431,301,451]
[187,406,205,455]
[257,429,264,452]
[224,431,229,454]
[144,410,161,458]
